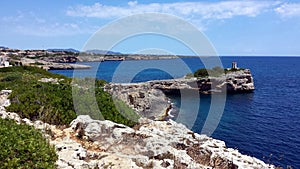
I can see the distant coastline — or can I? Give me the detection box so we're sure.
[0,46,195,70]
[2,46,300,71]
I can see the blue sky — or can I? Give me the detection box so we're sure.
[1,0,300,56]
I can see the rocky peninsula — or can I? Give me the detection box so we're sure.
[10,58,91,70]
[105,69,255,119]
[0,90,276,169]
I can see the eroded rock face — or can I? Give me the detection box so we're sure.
[220,69,255,93]
[1,87,275,169]
[105,83,170,120]
[105,69,255,120]
[107,69,255,95]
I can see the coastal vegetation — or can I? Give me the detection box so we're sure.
[187,66,244,78]
[0,66,139,168]
[193,66,223,77]
[0,66,138,127]
[72,77,139,126]
[0,118,57,168]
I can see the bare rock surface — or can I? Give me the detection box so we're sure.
[38,78,65,84]
[105,84,171,120]
[0,90,276,169]
[17,58,91,70]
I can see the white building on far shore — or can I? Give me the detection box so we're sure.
[0,56,11,68]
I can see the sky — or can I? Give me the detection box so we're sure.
[1,0,300,56]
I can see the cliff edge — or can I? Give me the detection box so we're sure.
[0,89,276,169]
[105,69,255,119]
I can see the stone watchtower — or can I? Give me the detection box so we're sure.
[232,61,237,69]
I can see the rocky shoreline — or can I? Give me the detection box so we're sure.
[10,58,91,70]
[0,90,276,169]
[105,84,171,120]
[105,69,255,120]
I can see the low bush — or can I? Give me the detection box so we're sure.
[194,68,209,77]
[6,81,77,125]
[0,118,57,168]
[1,66,138,127]
[73,78,139,127]
[193,66,225,78]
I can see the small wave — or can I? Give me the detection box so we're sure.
[167,108,175,118]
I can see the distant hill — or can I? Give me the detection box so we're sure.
[85,49,122,55]
[0,46,8,50]
[47,48,80,53]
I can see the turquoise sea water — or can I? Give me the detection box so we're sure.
[50,57,300,168]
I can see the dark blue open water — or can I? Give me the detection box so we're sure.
[50,57,300,168]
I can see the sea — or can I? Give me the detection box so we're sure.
[50,57,300,168]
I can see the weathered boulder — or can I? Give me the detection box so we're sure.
[70,115,134,144]
[64,115,275,169]
[0,90,12,107]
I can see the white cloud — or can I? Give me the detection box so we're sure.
[2,11,24,22]
[15,23,96,37]
[128,1,138,7]
[66,1,275,20]
[275,3,300,17]
[1,12,97,37]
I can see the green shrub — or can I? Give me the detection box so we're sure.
[194,68,208,77]
[193,66,225,78]
[73,78,139,127]
[0,73,22,82]
[1,66,138,127]
[0,66,65,78]
[0,118,57,168]
[6,81,77,125]
[209,66,224,77]
[114,98,140,125]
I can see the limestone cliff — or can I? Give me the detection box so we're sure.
[106,69,254,94]
[0,90,274,168]
[0,72,273,169]
[105,83,171,120]
[105,69,255,119]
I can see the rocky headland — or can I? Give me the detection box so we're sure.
[0,90,276,169]
[104,69,255,119]
[11,58,91,70]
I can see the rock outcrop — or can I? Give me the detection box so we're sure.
[107,69,254,94]
[0,90,275,169]
[11,58,91,70]
[105,69,255,119]
[105,84,171,120]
